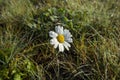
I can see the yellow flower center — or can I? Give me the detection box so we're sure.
[57,34,65,43]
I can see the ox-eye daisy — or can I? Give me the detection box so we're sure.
[49,25,73,52]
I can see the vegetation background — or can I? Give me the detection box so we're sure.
[0,0,120,80]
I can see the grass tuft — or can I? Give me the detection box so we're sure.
[0,0,120,80]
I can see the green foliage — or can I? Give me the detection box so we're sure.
[0,0,36,24]
[0,0,120,80]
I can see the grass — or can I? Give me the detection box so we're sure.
[0,0,120,80]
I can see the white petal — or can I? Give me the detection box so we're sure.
[64,41,71,47]
[59,43,64,52]
[49,31,58,38]
[64,29,72,38]
[50,39,55,45]
[55,25,63,34]
[54,42,59,48]
[50,38,59,48]
[63,43,69,51]
[50,38,56,45]
[65,37,73,43]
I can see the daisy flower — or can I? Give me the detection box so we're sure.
[49,25,73,52]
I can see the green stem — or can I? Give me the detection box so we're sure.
[56,52,60,80]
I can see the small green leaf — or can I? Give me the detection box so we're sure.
[14,73,22,80]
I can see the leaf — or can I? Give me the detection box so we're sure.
[14,73,22,80]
